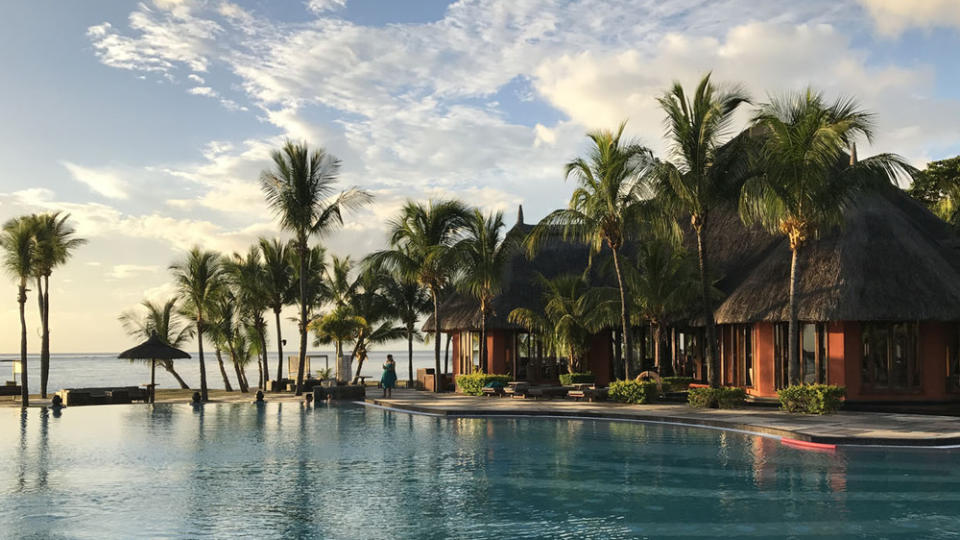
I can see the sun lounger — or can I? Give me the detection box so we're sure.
[481,382,506,397]
[567,386,609,402]
[503,381,530,398]
[525,385,567,399]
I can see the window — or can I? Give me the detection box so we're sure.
[861,322,920,392]
[729,325,753,387]
[457,332,481,375]
[774,323,828,389]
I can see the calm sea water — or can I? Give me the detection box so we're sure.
[0,350,444,394]
[2,403,959,539]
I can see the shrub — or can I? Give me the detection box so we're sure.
[778,384,846,414]
[688,387,746,409]
[609,380,660,404]
[662,376,694,392]
[456,373,511,396]
[559,372,596,385]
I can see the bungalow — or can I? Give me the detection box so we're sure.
[429,186,960,405]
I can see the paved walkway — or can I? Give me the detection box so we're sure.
[367,390,960,447]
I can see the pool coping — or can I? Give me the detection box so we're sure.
[364,397,960,449]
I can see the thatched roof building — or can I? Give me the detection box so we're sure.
[712,185,960,323]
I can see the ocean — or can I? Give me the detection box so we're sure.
[0,350,448,394]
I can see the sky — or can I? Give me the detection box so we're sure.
[1,0,959,353]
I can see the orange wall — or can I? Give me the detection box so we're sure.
[751,322,776,397]
[451,333,462,378]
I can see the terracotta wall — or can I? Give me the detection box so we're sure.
[751,322,776,397]
[451,332,461,378]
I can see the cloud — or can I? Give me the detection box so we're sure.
[187,85,216,96]
[306,0,347,14]
[107,264,161,279]
[857,0,960,36]
[61,161,130,199]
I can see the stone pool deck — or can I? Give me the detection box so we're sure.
[367,390,960,447]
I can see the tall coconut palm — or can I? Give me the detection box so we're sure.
[368,200,471,392]
[260,140,371,395]
[310,306,364,382]
[225,247,270,388]
[170,248,224,402]
[1,217,37,406]
[527,122,656,379]
[508,273,613,374]
[29,212,85,398]
[259,237,295,386]
[119,299,193,389]
[457,209,520,373]
[653,73,751,387]
[321,255,360,381]
[625,239,701,375]
[741,89,910,385]
[378,268,430,385]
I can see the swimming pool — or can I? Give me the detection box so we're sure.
[2,403,959,539]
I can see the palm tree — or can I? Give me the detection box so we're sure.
[379,268,430,385]
[1,217,37,406]
[527,122,655,379]
[170,248,224,402]
[345,270,405,384]
[118,299,193,389]
[508,273,613,374]
[205,292,238,392]
[653,73,751,387]
[310,306,364,382]
[625,239,700,375]
[260,140,371,395]
[29,212,85,398]
[741,89,910,385]
[321,255,359,381]
[368,200,471,392]
[225,247,270,388]
[457,209,520,373]
[259,237,295,386]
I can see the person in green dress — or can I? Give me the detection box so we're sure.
[380,354,398,398]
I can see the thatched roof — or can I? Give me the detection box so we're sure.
[713,186,960,323]
[423,209,604,332]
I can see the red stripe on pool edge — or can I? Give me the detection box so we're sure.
[781,438,837,451]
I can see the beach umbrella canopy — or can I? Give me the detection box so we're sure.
[118,333,192,361]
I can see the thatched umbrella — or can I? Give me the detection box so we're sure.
[118,333,191,403]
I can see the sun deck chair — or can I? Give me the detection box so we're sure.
[481,381,506,397]
[526,385,567,399]
[568,386,609,402]
[503,381,530,399]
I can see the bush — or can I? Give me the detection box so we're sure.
[559,372,596,385]
[778,384,846,414]
[609,380,660,404]
[662,376,694,392]
[688,387,747,409]
[455,373,511,396]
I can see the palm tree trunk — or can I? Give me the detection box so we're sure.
[296,239,308,396]
[407,327,415,386]
[233,356,248,393]
[694,225,720,388]
[37,276,51,399]
[197,321,209,401]
[352,344,366,385]
[432,287,442,392]
[274,309,284,386]
[610,247,632,379]
[18,284,28,407]
[788,246,801,386]
[150,359,156,403]
[256,353,263,390]
[653,323,662,374]
[258,325,269,387]
[614,330,623,380]
[162,361,190,389]
[215,347,233,392]
[479,305,487,374]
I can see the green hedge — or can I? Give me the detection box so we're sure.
[688,387,746,409]
[559,372,596,385]
[456,374,511,396]
[609,380,660,404]
[662,376,694,392]
[778,384,846,414]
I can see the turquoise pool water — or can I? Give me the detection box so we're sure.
[2,403,959,539]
